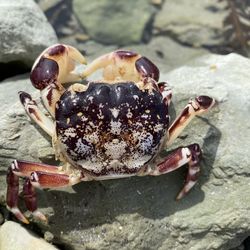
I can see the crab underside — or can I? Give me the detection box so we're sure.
[6,44,215,224]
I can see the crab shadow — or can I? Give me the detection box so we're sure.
[31,105,222,236]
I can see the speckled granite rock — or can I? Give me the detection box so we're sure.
[154,0,228,47]
[0,53,250,249]
[0,0,57,66]
[0,221,58,250]
[73,0,156,45]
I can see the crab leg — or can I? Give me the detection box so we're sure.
[158,81,172,106]
[6,160,87,224]
[30,44,87,117]
[82,50,160,82]
[6,160,59,223]
[146,144,202,199]
[167,96,216,147]
[19,91,54,136]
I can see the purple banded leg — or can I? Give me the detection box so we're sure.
[167,96,216,147]
[6,168,29,224]
[82,50,159,82]
[19,91,54,136]
[6,160,84,224]
[6,160,60,223]
[23,179,47,222]
[147,144,202,199]
[30,44,87,117]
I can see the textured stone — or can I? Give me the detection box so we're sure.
[0,53,250,249]
[154,0,228,47]
[0,221,58,250]
[0,0,57,66]
[122,36,208,73]
[73,0,156,45]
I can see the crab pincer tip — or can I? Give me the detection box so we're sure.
[195,95,216,110]
[19,91,32,105]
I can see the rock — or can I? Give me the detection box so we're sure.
[59,36,208,73]
[0,221,58,250]
[154,0,228,47]
[122,36,209,72]
[0,212,4,225]
[0,53,250,249]
[35,0,62,12]
[0,0,58,66]
[0,74,35,112]
[73,0,156,45]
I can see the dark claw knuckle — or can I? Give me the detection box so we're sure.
[30,57,59,90]
[135,56,160,81]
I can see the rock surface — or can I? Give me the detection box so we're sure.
[0,0,57,66]
[0,53,250,249]
[154,0,228,47]
[73,0,156,45]
[0,221,58,250]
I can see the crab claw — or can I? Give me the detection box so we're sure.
[30,44,87,90]
[82,50,159,83]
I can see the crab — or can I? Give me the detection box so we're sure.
[6,44,215,224]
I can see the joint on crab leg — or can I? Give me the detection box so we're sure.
[82,50,159,83]
[158,81,172,106]
[167,95,216,147]
[19,91,54,136]
[23,179,47,222]
[147,143,202,199]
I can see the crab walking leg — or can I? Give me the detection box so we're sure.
[167,96,216,147]
[6,167,29,223]
[147,144,202,199]
[6,160,60,223]
[6,160,83,224]
[30,44,87,117]
[19,91,54,136]
[82,50,160,82]
[23,170,89,223]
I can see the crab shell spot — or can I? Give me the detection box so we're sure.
[115,50,138,59]
[135,56,160,81]
[47,44,66,56]
[30,57,59,90]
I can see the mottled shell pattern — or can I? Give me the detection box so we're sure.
[55,80,169,176]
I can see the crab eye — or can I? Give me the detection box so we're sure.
[30,57,59,90]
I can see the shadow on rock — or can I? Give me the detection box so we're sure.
[31,116,222,236]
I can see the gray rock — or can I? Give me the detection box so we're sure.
[0,0,58,66]
[73,0,156,45]
[0,53,250,249]
[0,221,58,250]
[122,36,209,72]
[35,0,62,12]
[154,0,228,47]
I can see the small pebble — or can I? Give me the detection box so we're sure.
[44,231,54,243]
